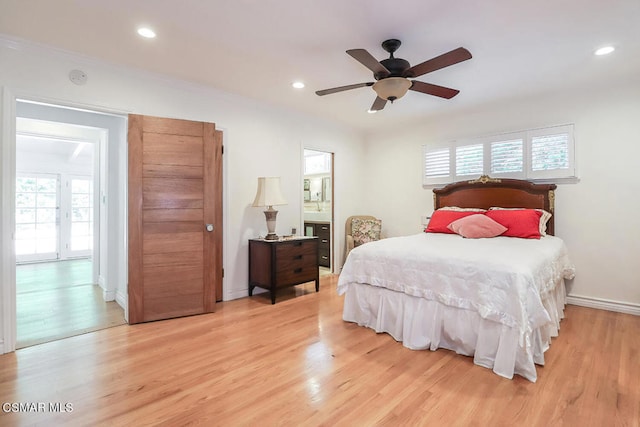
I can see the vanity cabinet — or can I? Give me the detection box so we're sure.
[304,222,331,267]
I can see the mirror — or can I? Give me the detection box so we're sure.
[309,178,322,201]
[322,177,331,201]
[303,177,330,202]
[303,179,310,201]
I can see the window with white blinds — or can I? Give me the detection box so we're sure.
[422,124,575,185]
[531,134,569,171]
[491,139,523,174]
[456,144,483,176]
[423,147,450,179]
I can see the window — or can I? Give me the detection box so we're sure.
[15,174,94,262]
[456,144,483,176]
[491,139,523,174]
[15,174,59,262]
[422,124,575,185]
[69,177,94,254]
[304,150,331,174]
[423,147,450,180]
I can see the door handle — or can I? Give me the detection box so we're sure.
[205,224,214,232]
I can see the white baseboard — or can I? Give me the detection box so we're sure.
[566,294,640,316]
[226,288,251,301]
[115,289,127,310]
[102,288,116,302]
[0,339,5,354]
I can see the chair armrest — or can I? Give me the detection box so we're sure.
[345,235,355,262]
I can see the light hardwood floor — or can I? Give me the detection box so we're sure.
[1,275,638,426]
[16,259,125,348]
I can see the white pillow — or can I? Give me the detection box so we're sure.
[438,206,487,213]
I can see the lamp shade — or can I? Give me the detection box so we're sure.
[252,177,287,207]
[372,77,412,101]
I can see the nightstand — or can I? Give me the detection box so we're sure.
[248,236,319,304]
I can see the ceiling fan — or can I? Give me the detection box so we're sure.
[316,39,472,112]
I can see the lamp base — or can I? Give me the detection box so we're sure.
[263,207,279,240]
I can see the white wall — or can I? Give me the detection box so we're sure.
[0,37,366,352]
[363,78,640,310]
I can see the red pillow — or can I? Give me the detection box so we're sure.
[485,209,543,239]
[425,210,480,234]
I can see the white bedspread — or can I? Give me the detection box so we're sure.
[338,233,575,352]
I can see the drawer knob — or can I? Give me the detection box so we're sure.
[294,268,302,274]
[294,255,302,260]
[321,239,328,243]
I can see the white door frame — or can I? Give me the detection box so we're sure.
[1,88,127,353]
[1,87,18,353]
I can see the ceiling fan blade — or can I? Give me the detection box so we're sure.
[410,81,460,99]
[370,96,387,111]
[346,49,390,77]
[404,47,472,78]
[315,82,374,96]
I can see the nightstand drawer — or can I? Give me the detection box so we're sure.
[275,240,316,261]
[275,264,317,287]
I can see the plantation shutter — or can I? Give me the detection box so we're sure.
[491,139,524,176]
[455,144,483,177]
[528,125,574,179]
[423,147,451,185]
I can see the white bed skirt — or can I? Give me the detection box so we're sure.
[342,279,566,382]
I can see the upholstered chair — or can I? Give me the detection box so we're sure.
[344,215,382,263]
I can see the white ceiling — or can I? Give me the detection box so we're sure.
[1,1,639,132]
[17,134,94,162]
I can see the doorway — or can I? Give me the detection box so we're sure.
[11,100,127,349]
[302,149,334,274]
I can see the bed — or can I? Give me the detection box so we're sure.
[337,176,575,382]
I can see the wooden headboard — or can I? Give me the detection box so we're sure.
[433,176,557,235]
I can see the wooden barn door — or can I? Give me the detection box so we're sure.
[128,114,223,324]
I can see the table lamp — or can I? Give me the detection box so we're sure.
[252,177,287,240]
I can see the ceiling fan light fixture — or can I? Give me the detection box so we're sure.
[137,27,156,39]
[372,77,412,102]
[594,46,615,56]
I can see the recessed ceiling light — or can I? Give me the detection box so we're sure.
[292,81,305,89]
[594,46,615,56]
[137,27,156,39]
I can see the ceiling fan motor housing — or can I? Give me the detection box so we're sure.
[375,39,410,79]
[378,57,410,79]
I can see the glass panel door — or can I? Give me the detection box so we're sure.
[15,174,60,263]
